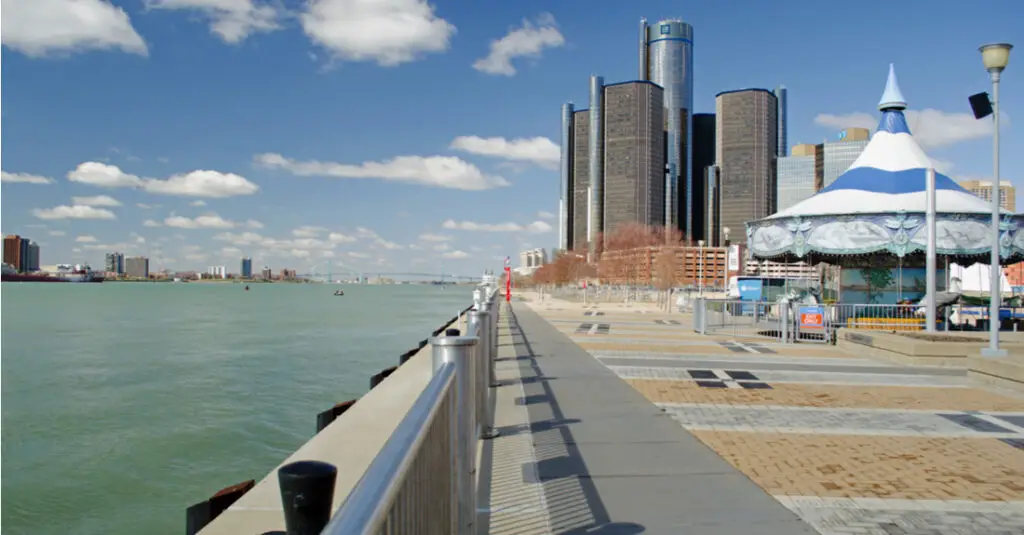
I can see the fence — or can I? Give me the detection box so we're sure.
[693,299,960,344]
[299,283,502,535]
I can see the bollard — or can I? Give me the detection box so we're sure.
[431,336,479,535]
[473,309,498,439]
[277,460,337,535]
[489,301,499,387]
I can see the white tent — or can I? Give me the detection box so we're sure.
[949,263,1012,295]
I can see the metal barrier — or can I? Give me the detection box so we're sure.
[313,283,502,535]
[697,299,785,341]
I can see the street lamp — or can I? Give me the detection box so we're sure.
[979,43,1012,357]
[698,240,705,297]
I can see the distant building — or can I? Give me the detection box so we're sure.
[821,128,870,188]
[105,252,125,274]
[125,256,150,279]
[240,257,253,278]
[959,179,1016,212]
[2,234,36,272]
[704,165,722,246]
[261,266,272,280]
[3,235,22,270]
[207,265,227,279]
[690,113,716,242]
[570,108,591,252]
[280,268,296,280]
[776,146,818,212]
[715,89,779,246]
[24,241,40,272]
[774,85,788,157]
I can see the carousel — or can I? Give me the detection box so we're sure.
[745,64,1024,308]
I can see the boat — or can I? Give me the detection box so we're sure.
[1,263,65,282]
[334,289,344,296]
[53,264,105,283]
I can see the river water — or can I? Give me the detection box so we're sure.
[1,282,473,535]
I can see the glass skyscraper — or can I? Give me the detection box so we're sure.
[776,155,816,211]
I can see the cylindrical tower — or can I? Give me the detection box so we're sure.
[638,18,649,80]
[775,85,788,156]
[645,19,694,240]
[559,102,574,252]
[587,75,604,258]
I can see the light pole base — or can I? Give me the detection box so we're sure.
[980,347,1008,358]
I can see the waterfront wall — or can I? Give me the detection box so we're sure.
[187,304,475,535]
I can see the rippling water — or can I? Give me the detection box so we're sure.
[1,282,473,535]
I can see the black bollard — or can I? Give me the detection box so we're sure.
[278,460,337,535]
[445,328,461,336]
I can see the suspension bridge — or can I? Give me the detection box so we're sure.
[300,261,480,282]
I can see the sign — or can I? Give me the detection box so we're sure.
[660,24,671,35]
[727,244,740,272]
[798,305,825,330]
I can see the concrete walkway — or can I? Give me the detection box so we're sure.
[479,301,818,534]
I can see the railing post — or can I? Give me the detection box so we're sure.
[277,460,337,535]
[431,336,479,535]
[780,301,790,344]
[468,309,498,440]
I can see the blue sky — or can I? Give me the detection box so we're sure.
[1,0,1021,277]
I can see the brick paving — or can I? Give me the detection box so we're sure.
[519,296,1024,534]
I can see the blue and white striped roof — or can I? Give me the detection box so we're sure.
[768,64,1003,220]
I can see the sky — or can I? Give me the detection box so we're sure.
[1,0,1021,278]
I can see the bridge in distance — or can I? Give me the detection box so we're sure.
[298,271,480,282]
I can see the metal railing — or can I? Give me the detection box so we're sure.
[274,282,502,535]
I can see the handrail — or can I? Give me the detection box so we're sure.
[321,362,456,534]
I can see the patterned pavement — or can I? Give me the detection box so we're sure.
[526,299,1024,535]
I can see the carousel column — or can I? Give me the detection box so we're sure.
[925,168,937,333]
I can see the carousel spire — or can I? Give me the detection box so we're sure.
[877,63,910,134]
[878,63,907,111]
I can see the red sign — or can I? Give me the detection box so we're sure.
[798,305,825,330]
[505,266,511,302]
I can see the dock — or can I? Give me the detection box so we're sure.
[191,290,1024,535]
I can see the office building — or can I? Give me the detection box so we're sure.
[822,128,870,188]
[690,113,715,242]
[207,265,227,279]
[776,145,817,212]
[105,252,125,274]
[959,180,1016,212]
[125,256,150,279]
[602,81,666,235]
[559,103,574,251]
[571,108,591,252]
[24,241,40,272]
[241,257,253,278]
[715,89,778,246]
[4,234,26,271]
[641,18,694,238]
[587,75,605,257]
[261,266,272,280]
[775,86,788,157]
[704,165,722,245]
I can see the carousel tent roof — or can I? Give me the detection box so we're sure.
[767,64,1007,220]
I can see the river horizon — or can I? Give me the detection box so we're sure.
[1,282,473,535]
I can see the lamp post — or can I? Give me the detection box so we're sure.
[698,240,705,298]
[980,43,1012,358]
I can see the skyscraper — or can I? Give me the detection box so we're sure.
[241,257,253,278]
[559,103,574,251]
[602,81,666,234]
[641,18,694,238]
[105,252,125,274]
[715,89,779,245]
[774,85,788,157]
[691,113,716,243]
[776,144,817,212]
[25,241,40,272]
[821,128,870,188]
[4,235,23,271]
[571,108,590,252]
[587,75,605,257]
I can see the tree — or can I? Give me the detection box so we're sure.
[654,248,677,291]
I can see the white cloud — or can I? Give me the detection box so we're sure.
[537,210,555,220]
[347,251,371,259]
[48,230,66,236]
[449,136,559,168]
[419,233,452,242]
[221,246,243,256]
[32,205,117,220]
[1,171,54,184]
[145,0,279,44]
[71,195,122,207]
[164,213,239,229]
[76,235,97,243]
[245,219,264,229]
[255,152,508,191]
[190,200,207,207]
[442,250,470,259]
[442,219,552,234]
[354,226,403,250]
[813,109,1009,150]
[328,232,356,243]
[433,243,450,252]
[472,13,564,76]
[137,203,155,209]
[293,225,326,238]
[143,219,162,227]
[67,162,259,198]
[1,0,148,57]
[300,0,455,67]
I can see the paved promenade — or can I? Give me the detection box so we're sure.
[483,294,1024,534]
